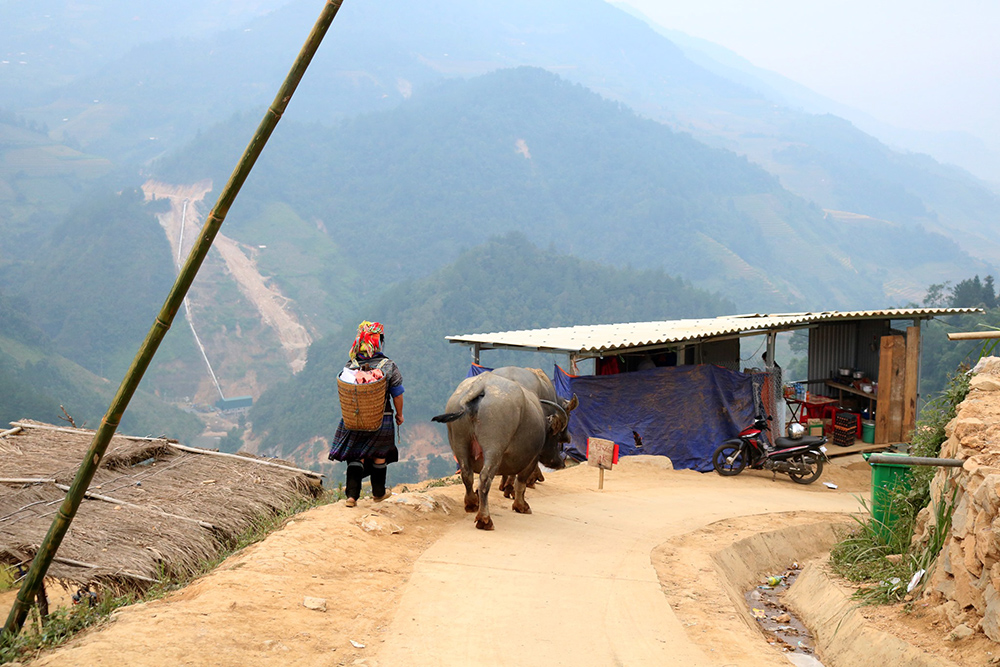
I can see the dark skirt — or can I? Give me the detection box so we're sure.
[328,414,399,464]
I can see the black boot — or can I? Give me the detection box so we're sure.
[345,460,364,506]
[371,462,390,501]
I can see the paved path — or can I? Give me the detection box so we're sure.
[27,459,864,666]
[376,462,858,666]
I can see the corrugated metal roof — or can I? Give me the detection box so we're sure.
[446,308,981,355]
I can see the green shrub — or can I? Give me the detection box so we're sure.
[830,366,968,605]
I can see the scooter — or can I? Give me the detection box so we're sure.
[711,416,828,484]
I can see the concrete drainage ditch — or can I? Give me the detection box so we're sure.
[745,562,821,663]
[714,519,959,667]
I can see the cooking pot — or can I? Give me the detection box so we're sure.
[853,370,865,380]
[838,367,851,377]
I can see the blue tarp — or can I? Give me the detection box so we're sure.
[467,363,492,377]
[553,364,759,472]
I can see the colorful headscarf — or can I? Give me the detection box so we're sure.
[349,320,384,362]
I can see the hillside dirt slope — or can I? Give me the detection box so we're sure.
[13,455,954,666]
[141,180,313,375]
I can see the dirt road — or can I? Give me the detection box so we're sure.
[29,458,868,666]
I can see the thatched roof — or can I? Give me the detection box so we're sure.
[0,420,322,593]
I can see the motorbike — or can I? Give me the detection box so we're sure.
[711,416,828,484]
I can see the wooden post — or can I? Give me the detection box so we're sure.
[888,335,906,442]
[35,583,48,622]
[903,326,921,440]
[875,335,906,444]
[599,468,604,490]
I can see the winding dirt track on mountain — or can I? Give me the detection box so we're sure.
[141,180,312,374]
[27,457,877,667]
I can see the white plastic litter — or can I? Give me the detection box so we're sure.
[907,569,926,592]
[823,481,838,489]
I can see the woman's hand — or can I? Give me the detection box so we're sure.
[393,395,404,426]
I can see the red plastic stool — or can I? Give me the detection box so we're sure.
[821,404,838,435]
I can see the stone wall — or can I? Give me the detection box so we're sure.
[919,357,1000,640]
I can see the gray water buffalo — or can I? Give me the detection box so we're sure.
[432,372,573,530]
[491,366,577,498]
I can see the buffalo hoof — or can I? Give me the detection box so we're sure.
[475,516,495,531]
[502,487,514,499]
[512,501,532,514]
[464,501,478,513]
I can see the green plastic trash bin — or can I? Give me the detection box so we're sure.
[864,452,913,542]
[862,420,875,444]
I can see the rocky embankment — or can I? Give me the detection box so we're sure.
[918,357,1000,640]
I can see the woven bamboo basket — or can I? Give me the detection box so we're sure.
[337,377,387,431]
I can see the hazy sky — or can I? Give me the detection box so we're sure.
[617,0,1000,143]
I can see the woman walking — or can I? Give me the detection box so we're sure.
[329,321,404,507]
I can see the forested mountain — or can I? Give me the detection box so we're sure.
[13,0,999,275]
[0,289,202,439]
[0,113,116,254]
[153,66,978,310]
[249,233,734,466]
[2,0,995,454]
[2,187,202,388]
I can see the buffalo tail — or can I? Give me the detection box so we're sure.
[432,378,488,424]
[432,411,465,423]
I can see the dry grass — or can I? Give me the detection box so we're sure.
[0,420,321,594]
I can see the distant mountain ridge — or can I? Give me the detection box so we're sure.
[0,289,202,439]
[249,233,736,466]
[614,6,1000,186]
[153,66,979,311]
[2,0,998,449]
[13,0,998,276]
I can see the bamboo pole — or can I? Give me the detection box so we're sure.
[12,421,177,442]
[0,479,56,485]
[12,422,115,437]
[10,421,321,477]
[50,557,159,584]
[3,0,346,637]
[166,442,323,478]
[947,331,1000,340]
[52,483,216,530]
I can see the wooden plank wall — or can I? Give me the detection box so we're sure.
[874,329,920,444]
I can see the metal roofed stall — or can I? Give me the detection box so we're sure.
[446,309,980,362]
[445,308,980,468]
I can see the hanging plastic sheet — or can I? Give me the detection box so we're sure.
[467,363,492,377]
[553,364,761,472]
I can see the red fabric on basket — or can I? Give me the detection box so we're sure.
[354,369,384,384]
